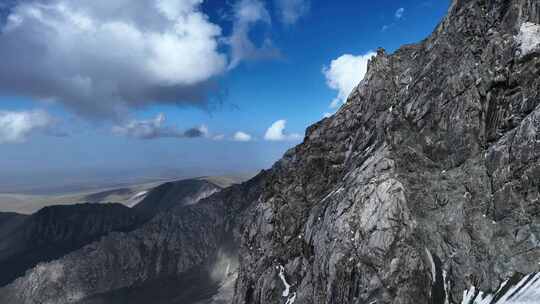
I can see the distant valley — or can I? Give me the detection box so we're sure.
[0,175,251,214]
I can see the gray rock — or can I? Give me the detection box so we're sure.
[233,0,540,303]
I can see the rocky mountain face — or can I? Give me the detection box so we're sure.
[232,0,540,303]
[0,0,539,303]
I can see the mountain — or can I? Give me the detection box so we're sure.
[0,178,223,289]
[0,212,27,243]
[0,204,143,287]
[1,0,539,303]
[133,178,222,220]
[0,175,248,215]
[0,172,267,304]
[0,181,161,214]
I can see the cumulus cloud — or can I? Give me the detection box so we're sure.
[274,0,310,25]
[0,0,227,119]
[264,119,301,141]
[0,110,56,143]
[395,7,405,19]
[323,52,376,108]
[227,0,280,69]
[112,113,208,140]
[233,131,252,142]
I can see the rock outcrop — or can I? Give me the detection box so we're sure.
[232,0,540,303]
[1,0,539,303]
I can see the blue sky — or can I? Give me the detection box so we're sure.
[0,0,450,191]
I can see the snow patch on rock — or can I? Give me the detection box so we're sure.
[425,248,437,283]
[461,273,540,303]
[277,265,291,297]
[276,265,298,304]
[443,270,451,304]
[126,191,148,207]
[516,22,540,57]
[285,292,297,304]
[183,187,220,206]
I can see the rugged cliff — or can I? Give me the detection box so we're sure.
[1,0,539,303]
[233,0,540,303]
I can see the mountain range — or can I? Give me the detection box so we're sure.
[0,0,539,303]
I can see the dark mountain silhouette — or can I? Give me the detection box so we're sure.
[0,178,222,288]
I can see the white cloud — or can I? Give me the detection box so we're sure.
[198,124,209,137]
[227,0,280,69]
[275,0,310,25]
[0,0,227,119]
[382,7,405,32]
[112,113,208,140]
[234,0,270,23]
[323,52,376,109]
[323,112,333,118]
[0,0,287,120]
[395,7,405,19]
[0,110,55,143]
[264,119,301,141]
[212,134,225,141]
[233,131,252,142]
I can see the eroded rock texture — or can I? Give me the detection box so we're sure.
[0,0,539,303]
[232,0,540,303]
